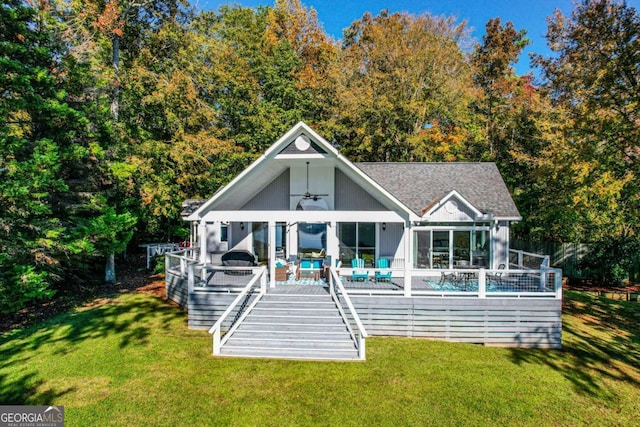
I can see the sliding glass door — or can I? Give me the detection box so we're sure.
[432,230,450,268]
[338,222,376,266]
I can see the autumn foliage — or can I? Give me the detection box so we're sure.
[1,0,639,312]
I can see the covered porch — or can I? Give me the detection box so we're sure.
[193,210,517,295]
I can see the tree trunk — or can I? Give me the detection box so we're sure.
[110,35,120,121]
[105,253,116,284]
[105,33,120,284]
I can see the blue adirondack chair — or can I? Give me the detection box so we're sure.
[374,258,393,283]
[351,258,369,282]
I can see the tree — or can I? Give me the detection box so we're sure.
[471,18,529,157]
[533,0,640,283]
[335,10,474,162]
[0,0,119,311]
[265,0,340,129]
[62,0,191,281]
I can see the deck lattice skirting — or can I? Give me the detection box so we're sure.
[340,295,561,348]
[167,269,254,330]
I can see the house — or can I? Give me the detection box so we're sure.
[166,122,562,360]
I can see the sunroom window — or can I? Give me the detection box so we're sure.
[413,226,490,269]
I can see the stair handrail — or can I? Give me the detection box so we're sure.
[209,266,267,355]
[328,267,368,360]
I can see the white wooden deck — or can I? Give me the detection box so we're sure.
[166,251,563,348]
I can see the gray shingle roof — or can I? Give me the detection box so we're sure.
[181,199,205,218]
[355,162,521,219]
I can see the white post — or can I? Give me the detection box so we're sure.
[200,264,207,287]
[268,221,276,288]
[187,263,195,294]
[327,220,338,266]
[261,267,267,294]
[555,268,563,299]
[359,335,366,360]
[478,268,486,298]
[198,221,207,264]
[213,328,221,355]
[404,222,412,297]
[329,270,336,300]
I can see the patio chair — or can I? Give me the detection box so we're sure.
[374,258,392,283]
[351,258,369,282]
[487,263,506,286]
[439,270,460,286]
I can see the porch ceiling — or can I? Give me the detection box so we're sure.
[198,210,408,223]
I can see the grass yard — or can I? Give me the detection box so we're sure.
[1,290,639,426]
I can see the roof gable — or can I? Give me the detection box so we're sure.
[422,190,483,221]
[188,122,414,220]
[355,162,521,220]
[277,134,328,156]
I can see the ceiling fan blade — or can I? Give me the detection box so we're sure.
[290,193,329,198]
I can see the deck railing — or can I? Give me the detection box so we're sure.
[509,249,550,269]
[166,249,561,301]
[327,267,368,360]
[425,267,561,299]
[343,267,562,299]
[208,267,267,355]
[165,247,201,279]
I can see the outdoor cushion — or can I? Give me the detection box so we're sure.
[221,250,257,275]
[221,250,256,266]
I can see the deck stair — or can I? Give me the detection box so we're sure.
[219,292,360,360]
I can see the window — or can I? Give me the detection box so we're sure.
[453,230,470,265]
[472,230,489,267]
[413,226,491,269]
[220,225,228,242]
[276,222,286,259]
[433,230,451,268]
[298,222,326,254]
[252,222,268,263]
[339,222,375,266]
[414,230,432,268]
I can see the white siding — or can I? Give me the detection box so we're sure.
[335,169,387,211]
[379,222,405,261]
[426,196,477,222]
[492,221,510,268]
[241,170,290,210]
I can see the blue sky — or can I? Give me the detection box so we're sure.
[195,0,639,76]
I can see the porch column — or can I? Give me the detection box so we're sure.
[198,221,207,263]
[404,221,412,297]
[289,222,298,258]
[189,221,196,248]
[268,220,276,288]
[327,220,338,267]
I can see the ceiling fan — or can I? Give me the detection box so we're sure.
[291,161,328,201]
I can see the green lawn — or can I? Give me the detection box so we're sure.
[1,290,639,426]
